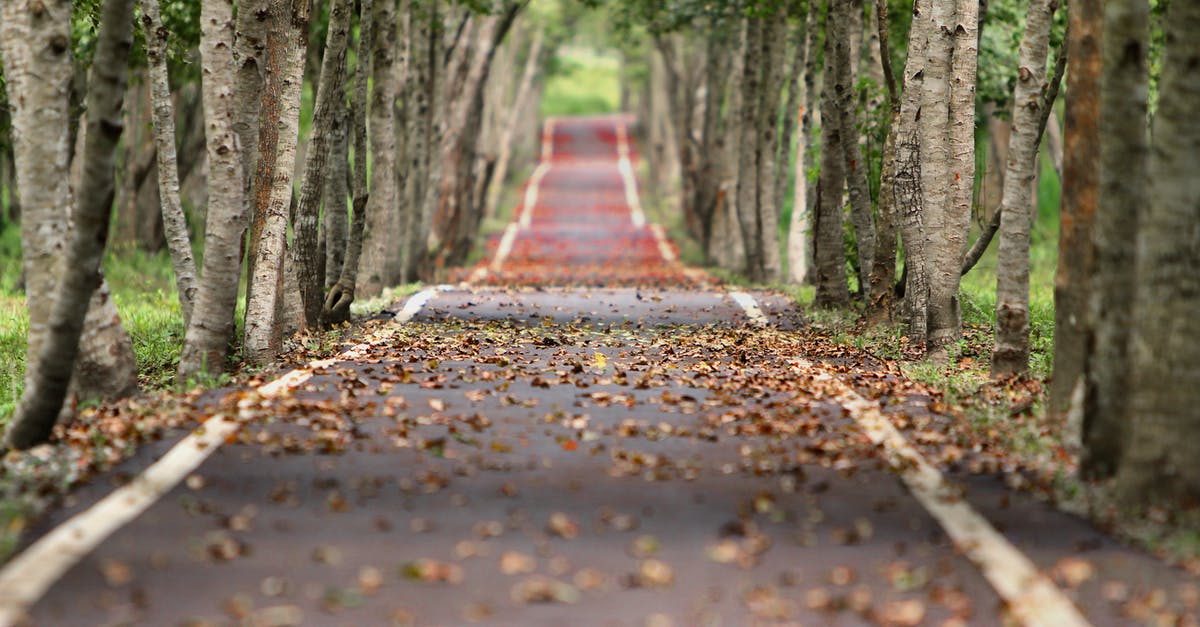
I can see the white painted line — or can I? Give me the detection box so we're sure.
[726,289,1088,626]
[541,117,556,162]
[0,288,446,625]
[490,223,520,273]
[614,123,647,229]
[393,284,449,323]
[518,163,551,230]
[728,291,770,326]
[648,224,676,262]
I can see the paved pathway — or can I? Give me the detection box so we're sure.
[3,116,1198,626]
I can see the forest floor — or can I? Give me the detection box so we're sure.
[0,115,1198,626]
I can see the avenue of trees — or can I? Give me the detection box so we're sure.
[0,0,1197,513]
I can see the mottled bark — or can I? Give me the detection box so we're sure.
[324,99,350,290]
[357,0,399,296]
[1115,0,1200,506]
[324,0,373,325]
[814,8,850,309]
[832,0,876,289]
[179,0,249,381]
[0,0,136,412]
[866,0,900,323]
[897,0,931,344]
[233,0,269,194]
[1086,0,1148,476]
[734,17,766,282]
[140,0,198,326]
[992,0,1057,375]
[294,0,351,329]
[401,0,435,282]
[1051,0,1100,419]
[755,16,787,282]
[243,0,311,363]
[4,0,135,449]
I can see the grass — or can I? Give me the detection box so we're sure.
[541,47,621,117]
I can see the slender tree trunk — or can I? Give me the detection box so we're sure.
[357,0,398,296]
[1051,0,1100,420]
[5,0,135,449]
[234,0,269,195]
[1085,0,1148,476]
[324,0,373,325]
[140,0,199,326]
[780,12,808,285]
[832,0,876,290]
[324,97,350,290]
[401,0,435,282]
[734,17,766,281]
[897,0,931,343]
[243,0,310,364]
[756,17,787,282]
[0,0,137,410]
[1115,0,1200,506]
[179,0,250,381]
[814,7,850,309]
[991,0,1057,375]
[485,27,542,220]
[866,0,901,323]
[293,0,351,329]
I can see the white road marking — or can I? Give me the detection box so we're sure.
[517,162,551,230]
[725,290,1090,627]
[614,122,647,229]
[541,117,555,162]
[0,289,445,626]
[648,224,676,262]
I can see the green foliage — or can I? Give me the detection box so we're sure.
[541,48,621,116]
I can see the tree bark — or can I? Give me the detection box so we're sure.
[0,0,137,411]
[4,0,135,449]
[734,17,766,282]
[1115,0,1200,506]
[991,0,1057,375]
[324,0,373,326]
[780,10,808,285]
[401,0,435,282]
[814,7,850,309]
[324,94,350,290]
[293,0,351,329]
[357,0,399,296]
[1051,0,1100,420]
[832,0,876,290]
[1085,0,1148,477]
[243,0,310,364]
[141,0,199,326]
[866,0,901,324]
[179,0,250,381]
[896,0,932,343]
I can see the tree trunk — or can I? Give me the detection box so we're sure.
[293,0,351,329]
[401,0,435,282]
[324,95,350,290]
[234,0,269,196]
[897,0,931,344]
[179,0,251,381]
[141,0,199,326]
[866,0,901,324]
[0,0,137,411]
[779,13,807,285]
[755,17,787,282]
[243,0,311,364]
[991,0,1057,375]
[5,0,135,449]
[1085,0,1148,476]
[1115,0,1200,507]
[324,0,373,326]
[485,27,542,220]
[1050,0,1101,421]
[814,7,850,309]
[734,17,766,282]
[832,0,876,292]
[357,0,399,296]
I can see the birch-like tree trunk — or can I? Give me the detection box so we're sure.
[734,17,766,281]
[866,0,901,323]
[814,8,850,309]
[788,2,821,285]
[140,0,198,326]
[756,17,787,282]
[779,15,806,284]
[233,0,269,195]
[324,96,351,290]
[401,0,435,282]
[832,0,876,289]
[180,0,249,381]
[293,0,351,328]
[1084,0,1149,476]
[0,0,137,410]
[243,0,310,364]
[991,0,1057,375]
[6,0,135,449]
[357,0,398,296]
[898,0,931,343]
[324,0,373,325]
[1050,0,1101,420]
[1115,0,1200,506]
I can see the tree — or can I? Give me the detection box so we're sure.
[813,3,850,308]
[357,0,400,296]
[0,0,137,424]
[991,0,1058,375]
[3,0,136,449]
[179,0,250,381]
[1114,0,1200,507]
